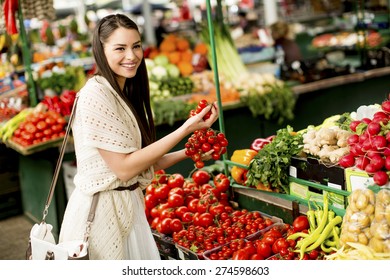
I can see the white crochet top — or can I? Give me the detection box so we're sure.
[59,75,154,259]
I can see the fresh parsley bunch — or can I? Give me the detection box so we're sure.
[246,126,304,194]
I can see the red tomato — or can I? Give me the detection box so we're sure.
[158,218,173,235]
[213,173,230,193]
[292,216,310,232]
[250,253,264,260]
[154,184,170,200]
[150,217,160,229]
[36,120,47,131]
[144,193,157,209]
[308,249,319,260]
[174,206,189,219]
[169,187,184,197]
[262,235,276,246]
[149,206,160,218]
[45,117,56,125]
[209,203,225,217]
[167,193,184,208]
[181,212,193,223]
[170,218,183,232]
[256,240,272,258]
[196,201,209,214]
[200,183,213,195]
[43,128,53,137]
[232,248,250,260]
[198,212,214,228]
[160,208,176,219]
[167,173,185,189]
[187,198,199,212]
[272,238,290,254]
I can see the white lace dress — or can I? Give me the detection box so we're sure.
[59,75,160,260]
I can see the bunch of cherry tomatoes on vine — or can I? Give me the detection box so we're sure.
[185,99,228,168]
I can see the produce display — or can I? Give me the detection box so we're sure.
[145,169,284,259]
[312,30,383,49]
[8,110,66,147]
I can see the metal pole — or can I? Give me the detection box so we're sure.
[17,1,37,107]
[205,0,229,176]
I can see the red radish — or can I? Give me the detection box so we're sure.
[384,147,390,157]
[381,100,390,113]
[373,171,389,186]
[366,121,381,135]
[350,120,362,132]
[371,135,387,150]
[365,164,377,174]
[359,132,369,143]
[386,131,390,143]
[369,154,385,170]
[347,134,360,146]
[339,154,355,168]
[361,118,372,124]
[361,138,373,152]
[350,143,364,156]
[355,156,370,170]
[373,111,389,119]
[366,150,380,159]
[372,114,389,125]
[385,156,390,170]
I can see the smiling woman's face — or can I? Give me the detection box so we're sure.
[103,27,143,89]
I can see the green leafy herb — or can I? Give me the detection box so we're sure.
[246,125,303,194]
[335,112,353,131]
[241,82,296,125]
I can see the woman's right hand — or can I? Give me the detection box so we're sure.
[182,102,219,134]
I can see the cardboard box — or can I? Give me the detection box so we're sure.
[289,156,346,190]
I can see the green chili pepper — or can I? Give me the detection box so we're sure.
[297,194,329,259]
[287,231,309,241]
[305,215,343,252]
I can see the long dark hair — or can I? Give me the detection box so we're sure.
[92,14,155,147]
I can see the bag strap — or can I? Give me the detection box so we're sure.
[41,95,99,227]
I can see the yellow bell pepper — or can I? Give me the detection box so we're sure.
[230,149,258,185]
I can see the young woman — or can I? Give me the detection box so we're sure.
[59,14,219,260]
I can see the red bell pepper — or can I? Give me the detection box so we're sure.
[3,0,18,35]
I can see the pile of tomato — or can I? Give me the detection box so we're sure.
[145,170,280,257]
[11,110,67,147]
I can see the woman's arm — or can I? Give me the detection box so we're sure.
[153,149,187,171]
[98,103,218,181]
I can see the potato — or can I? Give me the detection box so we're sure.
[348,223,361,233]
[373,223,389,240]
[364,204,375,215]
[375,204,385,221]
[376,189,390,205]
[357,213,371,228]
[351,189,362,204]
[363,227,372,240]
[356,194,369,210]
[358,232,369,245]
[369,237,385,253]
